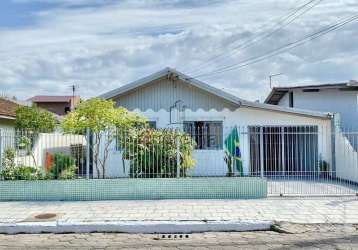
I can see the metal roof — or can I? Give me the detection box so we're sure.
[99,67,332,119]
[265,81,358,105]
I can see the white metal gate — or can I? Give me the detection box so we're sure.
[248,126,358,196]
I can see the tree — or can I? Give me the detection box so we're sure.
[15,105,57,167]
[61,98,146,178]
[15,105,56,131]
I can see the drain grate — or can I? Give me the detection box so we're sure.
[155,234,190,240]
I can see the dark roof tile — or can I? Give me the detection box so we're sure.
[0,98,18,118]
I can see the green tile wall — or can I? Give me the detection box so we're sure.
[0,177,267,201]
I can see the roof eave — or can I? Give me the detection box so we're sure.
[243,100,331,119]
[264,89,277,104]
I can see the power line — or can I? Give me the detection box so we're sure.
[187,14,358,79]
[187,0,322,75]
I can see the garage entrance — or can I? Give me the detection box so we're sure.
[249,126,319,177]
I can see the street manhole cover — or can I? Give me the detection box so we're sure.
[22,213,62,222]
[34,213,57,220]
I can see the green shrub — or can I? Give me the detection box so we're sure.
[16,166,43,180]
[1,148,16,169]
[120,128,195,178]
[0,166,16,180]
[50,153,77,179]
[15,105,56,131]
[59,166,77,180]
[0,165,43,180]
[0,147,44,180]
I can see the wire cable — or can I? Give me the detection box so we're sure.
[187,0,322,75]
[187,14,358,79]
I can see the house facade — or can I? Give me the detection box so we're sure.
[0,98,19,165]
[28,95,81,116]
[264,81,358,129]
[98,68,335,179]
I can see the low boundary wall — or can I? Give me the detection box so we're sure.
[0,177,267,201]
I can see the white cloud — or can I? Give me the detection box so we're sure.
[0,0,357,101]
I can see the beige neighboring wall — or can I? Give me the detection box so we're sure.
[30,96,81,116]
[35,102,70,116]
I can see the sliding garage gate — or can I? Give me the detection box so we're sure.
[249,126,319,177]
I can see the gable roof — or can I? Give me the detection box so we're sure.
[265,81,358,105]
[99,67,332,119]
[0,98,18,119]
[100,67,244,106]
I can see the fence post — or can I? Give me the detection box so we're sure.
[176,134,180,178]
[281,127,285,176]
[260,127,264,178]
[86,128,90,179]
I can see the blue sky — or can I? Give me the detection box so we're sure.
[0,1,52,27]
[0,0,357,101]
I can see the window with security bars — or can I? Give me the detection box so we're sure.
[147,121,157,129]
[183,121,223,150]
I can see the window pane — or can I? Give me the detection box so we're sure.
[183,121,223,150]
[147,121,157,129]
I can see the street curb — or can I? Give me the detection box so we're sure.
[0,220,273,234]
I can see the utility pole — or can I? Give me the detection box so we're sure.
[269,73,283,89]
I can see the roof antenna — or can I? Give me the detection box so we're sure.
[71,84,76,98]
[269,73,283,89]
[69,84,78,111]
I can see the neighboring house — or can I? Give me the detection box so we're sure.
[28,96,81,116]
[0,98,22,160]
[264,81,358,129]
[0,98,17,131]
[98,67,335,178]
[0,97,86,175]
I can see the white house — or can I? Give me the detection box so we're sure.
[264,81,358,129]
[97,68,337,179]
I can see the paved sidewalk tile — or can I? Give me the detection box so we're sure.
[0,197,357,225]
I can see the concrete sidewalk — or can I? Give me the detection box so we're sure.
[0,197,357,233]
